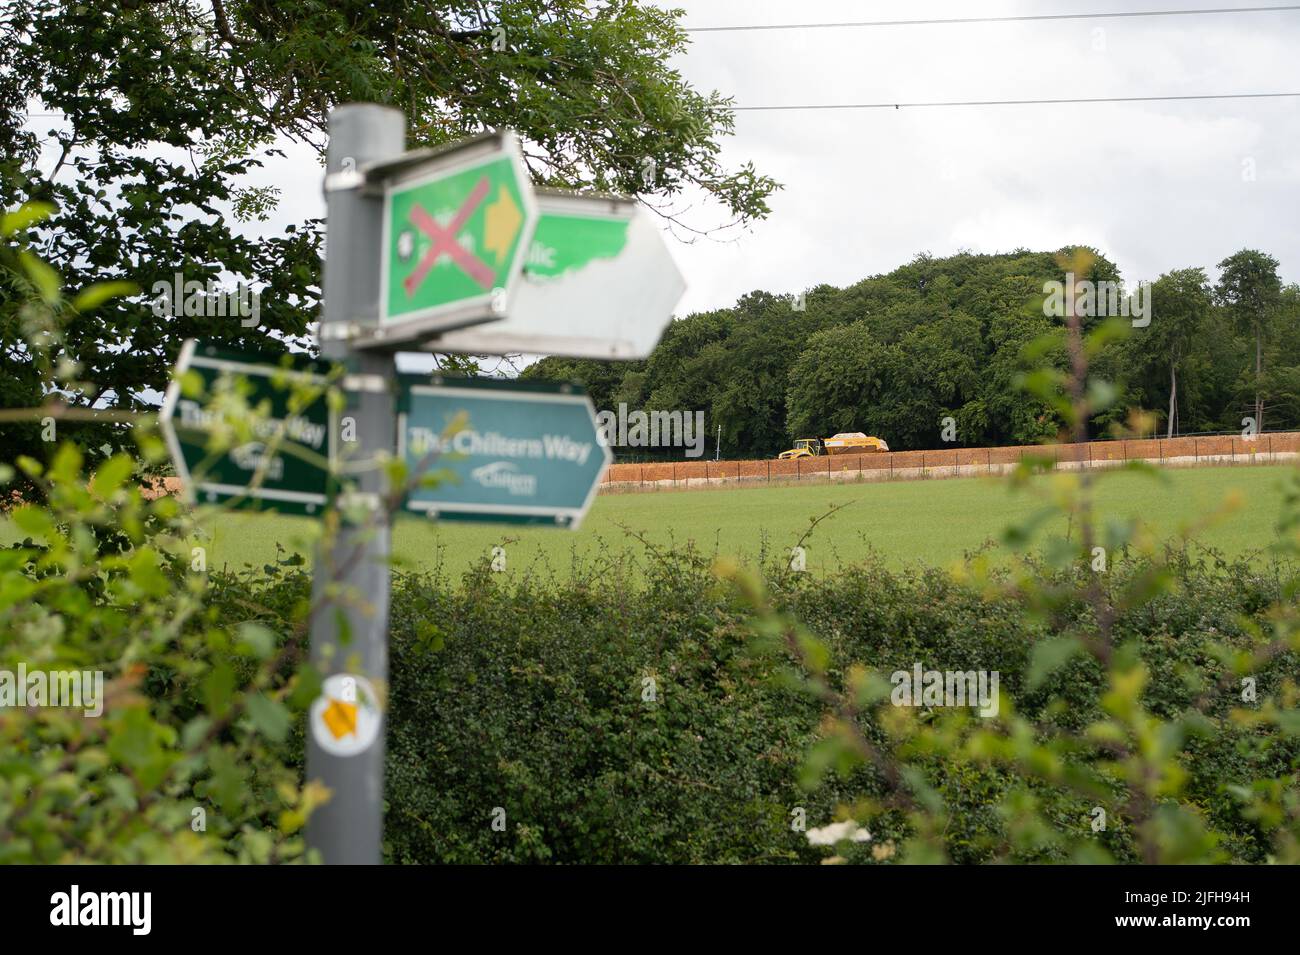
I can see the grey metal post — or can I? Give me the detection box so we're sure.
[307,104,406,864]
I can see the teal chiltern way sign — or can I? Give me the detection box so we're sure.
[399,376,610,528]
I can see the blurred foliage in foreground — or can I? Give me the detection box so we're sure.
[0,442,327,862]
[0,204,330,862]
[716,250,1300,864]
[5,491,1298,862]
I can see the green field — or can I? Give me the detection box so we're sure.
[5,463,1289,576]
[169,463,1293,577]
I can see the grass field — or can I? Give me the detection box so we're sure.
[4,463,1290,576]
[170,462,1294,577]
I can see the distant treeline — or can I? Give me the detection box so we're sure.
[524,247,1300,459]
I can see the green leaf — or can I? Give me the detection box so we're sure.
[50,442,83,482]
[795,631,830,674]
[11,506,56,541]
[416,620,446,653]
[205,745,246,815]
[90,454,136,498]
[104,774,138,810]
[899,765,945,814]
[17,250,61,304]
[72,280,140,313]
[1084,316,1131,356]
[245,694,290,743]
[1027,636,1083,691]
[203,662,236,716]
[0,201,56,236]
[181,716,213,750]
[1275,709,1300,736]
[106,706,172,790]
[287,663,323,711]
[333,607,353,646]
[1086,379,1118,414]
[125,547,170,598]
[235,622,277,659]
[16,455,43,478]
[798,736,845,789]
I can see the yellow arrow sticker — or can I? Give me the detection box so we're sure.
[322,698,358,739]
[483,185,522,265]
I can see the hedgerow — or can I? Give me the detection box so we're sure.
[180,541,1300,864]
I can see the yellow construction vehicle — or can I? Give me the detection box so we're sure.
[778,432,889,459]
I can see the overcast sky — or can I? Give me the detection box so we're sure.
[232,0,1299,327]
[663,0,1299,313]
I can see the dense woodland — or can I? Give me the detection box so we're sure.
[525,247,1300,459]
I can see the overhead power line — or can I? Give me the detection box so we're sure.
[685,4,1300,33]
[721,91,1300,111]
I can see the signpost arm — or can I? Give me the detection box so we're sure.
[306,104,406,865]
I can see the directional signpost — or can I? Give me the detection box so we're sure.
[160,105,684,864]
[399,377,610,528]
[431,190,685,359]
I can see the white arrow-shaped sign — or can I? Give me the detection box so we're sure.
[426,190,685,360]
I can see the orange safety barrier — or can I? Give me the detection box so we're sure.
[600,432,1300,487]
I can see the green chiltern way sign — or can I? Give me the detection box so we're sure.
[399,376,611,528]
[160,341,340,515]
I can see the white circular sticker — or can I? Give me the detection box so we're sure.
[396,228,415,262]
[310,673,382,757]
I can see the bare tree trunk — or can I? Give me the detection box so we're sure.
[1167,362,1177,439]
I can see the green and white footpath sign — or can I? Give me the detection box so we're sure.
[400,376,611,528]
[431,190,685,359]
[372,130,538,345]
[160,340,338,515]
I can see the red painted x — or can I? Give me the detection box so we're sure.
[403,175,495,297]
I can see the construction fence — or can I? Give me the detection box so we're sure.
[599,432,1300,492]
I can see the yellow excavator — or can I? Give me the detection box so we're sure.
[778,432,889,459]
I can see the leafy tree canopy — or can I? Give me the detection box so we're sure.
[1,0,778,464]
